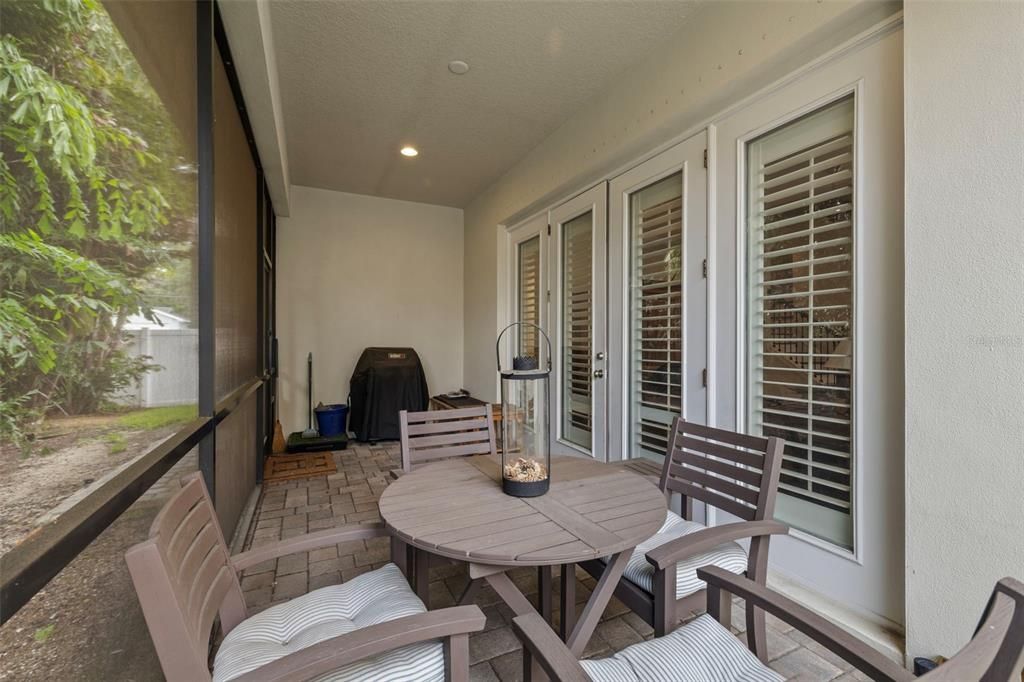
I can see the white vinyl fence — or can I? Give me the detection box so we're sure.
[117,328,198,407]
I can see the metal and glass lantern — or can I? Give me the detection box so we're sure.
[496,323,551,497]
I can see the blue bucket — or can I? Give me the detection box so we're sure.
[314,404,348,437]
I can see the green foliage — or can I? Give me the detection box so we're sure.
[0,0,196,447]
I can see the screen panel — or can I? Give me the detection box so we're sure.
[214,53,258,402]
[212,45,259,534]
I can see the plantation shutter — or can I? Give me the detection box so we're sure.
[747,96,855,548]
[517,237,542,360]
[561,213,593,448]
[630,173,683,459]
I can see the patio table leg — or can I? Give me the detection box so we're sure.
[456,578,479,606]
[415,547,431,605]
[472,554,632,677]
[478,569,535,616]
[566,550,630,657]
[390,535,415,583]
[559,563,576,641]
[471,565,550,682]
[538,566,552,622]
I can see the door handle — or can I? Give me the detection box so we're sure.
[593,369,604,378]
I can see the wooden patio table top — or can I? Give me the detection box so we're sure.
[379,454,666,567]
[381,454,667,660]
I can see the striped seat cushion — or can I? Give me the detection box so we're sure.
[607,510,748,597]
[213,563,443,682]
[580,614,783,682]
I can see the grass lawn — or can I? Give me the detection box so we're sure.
[114,404,198,431]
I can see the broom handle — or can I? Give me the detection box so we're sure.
[307,352,313,429]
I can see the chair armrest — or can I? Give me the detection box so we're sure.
[231,523,387,572]
[233,605,487,682]
[697,566,914,682]
[645,520,789,571]
[512,613,591,682]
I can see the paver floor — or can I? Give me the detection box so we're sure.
[240,442,868,681]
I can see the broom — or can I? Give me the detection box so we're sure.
[301,352,319,438]
[271,420,286,454]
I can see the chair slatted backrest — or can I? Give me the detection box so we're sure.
[658,418,784,522]
[399,406,497,473]
[125,472,246,681]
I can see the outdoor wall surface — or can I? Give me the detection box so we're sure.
[462,0,899,401]
[903,0,1024,661]
[276,186,464,433]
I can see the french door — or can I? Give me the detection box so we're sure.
[549,185,607,459]
[608,132,708,466]
[508,138,707,464]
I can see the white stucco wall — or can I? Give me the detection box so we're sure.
[462,0,899,400]
[276,186,464,432]
[903,0,1024,660]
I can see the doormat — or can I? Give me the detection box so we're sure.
[263,452,337,482]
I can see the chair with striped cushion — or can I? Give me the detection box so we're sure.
[513,568,1024,682]
[125,472,485,682]
[579,417,786,659]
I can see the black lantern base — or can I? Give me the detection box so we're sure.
[502,477,549,497]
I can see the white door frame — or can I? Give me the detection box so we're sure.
[549,184,608,460]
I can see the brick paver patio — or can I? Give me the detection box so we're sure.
[236,443,870,681]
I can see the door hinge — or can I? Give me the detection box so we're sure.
[701,368,708,388]
[702,258,708,278]
[546,289,551,302]
[703,149,708,169]
[547,223,551,236]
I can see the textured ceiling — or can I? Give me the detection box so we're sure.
[269,0,702,207]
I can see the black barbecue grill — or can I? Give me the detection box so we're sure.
[348,347,428,442]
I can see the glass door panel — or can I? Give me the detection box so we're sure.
[550,184,607,460]
[517,236,543,359]
[608,132,707,469]
[629,174,683,458]
[561,212,594,450]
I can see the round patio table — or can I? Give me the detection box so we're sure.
[379,454,665,657]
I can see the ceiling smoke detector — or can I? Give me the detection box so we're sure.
[448,60,470,75]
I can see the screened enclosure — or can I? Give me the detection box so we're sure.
[0,1,276,675]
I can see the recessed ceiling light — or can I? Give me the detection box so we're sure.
[400,146,418,157]
[448,60,470,75]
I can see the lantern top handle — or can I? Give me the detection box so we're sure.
[496,322,552,374]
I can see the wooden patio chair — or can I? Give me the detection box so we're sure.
[514,569,1024,682]
[392,406,498,601]
[579,417,786,656]
[398,405,498,475]
[125,472,485,682]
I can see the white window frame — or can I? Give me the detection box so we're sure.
[735,82,865,562]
